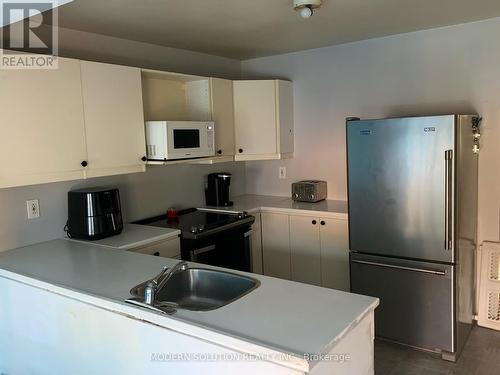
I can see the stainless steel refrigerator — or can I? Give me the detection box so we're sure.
[347,115,480,361]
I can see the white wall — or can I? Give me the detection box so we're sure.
[0,28,244,252]
[241,17,500,245]
[55,27,241,79]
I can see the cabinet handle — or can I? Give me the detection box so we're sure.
[320,221,326,226]
[141,156,147,162]
[312,220,317,225]
[217,150,222,155]
[81,161,88,167]
[238,148,243,154]
[153,252,160,256]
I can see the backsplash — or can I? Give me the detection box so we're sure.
[0,163,246,252]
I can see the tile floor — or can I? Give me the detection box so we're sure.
[374,326,500,375]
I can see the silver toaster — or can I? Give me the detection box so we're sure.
[291,180,327,203]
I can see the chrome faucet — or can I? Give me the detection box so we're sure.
[144,261,189,305]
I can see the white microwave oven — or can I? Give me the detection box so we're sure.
[145,121,215,161]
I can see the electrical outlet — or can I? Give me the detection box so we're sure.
[279,166,286,179]
[26,199,40,219]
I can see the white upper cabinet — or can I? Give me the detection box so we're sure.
[210,78,235,157]
[233,80,294,161]
[0,56,87,188]
[80,61,147,178]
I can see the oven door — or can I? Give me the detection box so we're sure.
[166,121,214,159]
[182,227,252,272]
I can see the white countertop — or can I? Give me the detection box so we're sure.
[68,223,180,250]
[206,194,348,219]
[0,239,377,372]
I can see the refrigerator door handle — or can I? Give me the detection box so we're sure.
[444,150,453,250]
[351,259,447,276]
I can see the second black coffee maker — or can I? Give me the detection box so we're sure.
[205,173,233,207]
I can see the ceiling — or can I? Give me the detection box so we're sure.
[48,0,500,60]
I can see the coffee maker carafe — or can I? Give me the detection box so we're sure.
[205,173,233,207]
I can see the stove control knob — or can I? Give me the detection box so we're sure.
[190,226,198,234]
[198,224,205,232]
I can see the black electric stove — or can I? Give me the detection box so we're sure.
[134,208,255,272]
[135,208,254,240]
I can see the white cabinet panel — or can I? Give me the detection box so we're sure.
[260,210,349,289]
[210,78,235,157]
[262,212,291,279]
[290,215,321,286]
[277,80,294,155]
[320,218,350,291]
[132,238,181,259]
[0,56,87,187]
[234,80,277,157]
[80,61,146,178]
[233,80,294,161]
[251,212,263,274]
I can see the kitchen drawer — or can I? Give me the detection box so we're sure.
[132,238,181,259]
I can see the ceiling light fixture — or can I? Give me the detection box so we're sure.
[293,0,323,19]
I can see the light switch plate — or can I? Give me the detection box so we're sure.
[27,199,40,219]
[279,166,286,179]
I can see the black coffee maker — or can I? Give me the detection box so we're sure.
[205,173,233,207]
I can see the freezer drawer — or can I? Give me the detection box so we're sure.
[350,253,454,352]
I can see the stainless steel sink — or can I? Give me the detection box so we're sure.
[128,267,260,313]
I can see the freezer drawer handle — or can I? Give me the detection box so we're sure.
[351,259,447,276]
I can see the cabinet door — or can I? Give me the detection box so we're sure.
[277,80,294,155]
[80,61,146,178]
[210,78,235,156]
[133,238,181,259]
[290,215,321,286]
[234,80,277,156]
[320,218,350,291]
[0,56,87,188]
[251,212,263,274]
[262,212,290,279]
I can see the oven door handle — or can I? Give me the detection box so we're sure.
[193,245,216,256]
[244,229,253,238]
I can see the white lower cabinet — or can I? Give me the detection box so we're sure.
[261,212,291,280]
[290,215,321,286]
[320,218,350,291]
[261,211,349,291]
